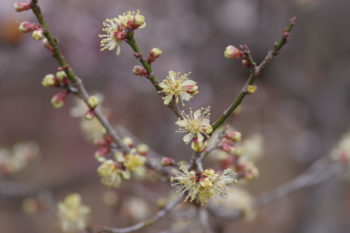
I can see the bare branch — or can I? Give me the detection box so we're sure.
[102,197,183,233]
[209,157,344,220]
[211,16,297,132]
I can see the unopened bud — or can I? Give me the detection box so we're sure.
[137,144,149,155]
[18,21,39,33]
[123,137,134,147]
[85,109,95,120]
[241,59,249,67]
[246,85,257,94]
[161,157,175,166]
[14,2,32,12]
[224,45,242,59]
[51,91,68,108]
[147,48,162,63]
[134,14,145,28]
[132,65,147,76]
[220,143,233,153]
[41,74,56,87]
[185,84,198,95]
[95,148,108,162]
[88,96,99,109]
[225,131,242,142]
[32,29,44,40]
[56,71,67,81]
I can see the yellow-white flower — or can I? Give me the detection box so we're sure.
[57,193,90,232]
[97,160,130,188]
[159,71,198,105]
[171,166,236,205]
[99,10,145,55]
[124,153,146,173]
[99,18,124,55]
[176,107,212,144]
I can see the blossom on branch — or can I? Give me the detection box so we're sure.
[57,193,90,232]
[159,71,198,105]
[176,107,212,145]
[99,10,145,55]
[171,166,236,205]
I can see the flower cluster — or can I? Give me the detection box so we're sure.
[0,142,39,175]
[96,137,147,188]
[159,71,198,106]
[99,10,145,55]
[176,107,212,151]
[171,165,236,205]
[208,129,262,181]
[331,131,350,163]
[57,193,91,232]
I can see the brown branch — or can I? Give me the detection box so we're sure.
[125,33,182,119]
[209,157,344,220]
[101,197,183,233]
[211,16,297,132]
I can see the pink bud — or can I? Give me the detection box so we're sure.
[224,45,242,59]
[220,143,233,153]
[18,21,40,33]
[147,48,162,63]
[51,91,68,109]
[14,2,32,12]
[161,157,175,166]
[132,65,148,76]
[225,131,241,142]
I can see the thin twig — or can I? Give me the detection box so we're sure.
[30,0,170,178]
[198,208,215,233]
[125,33,182,118]
[31,0,128,153]
[102,197,183,233]
[209,157,344,220]
[211,16,296,132]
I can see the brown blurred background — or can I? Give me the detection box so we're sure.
[1,0,350,232]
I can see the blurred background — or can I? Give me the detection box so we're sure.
[1,0,350,232]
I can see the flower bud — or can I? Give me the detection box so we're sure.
[246,85,257,94]
[14,2,32,12]
[56,71,67,81]
[225,131,242,142]
[147,48,162,63]
[41,74,56,87]
[85,109,95,120]
[132,65,147,76]
[18,21,39,33]
[241,59,249,67]
[51,92,68,109]
[88,96,99,109]
[161,157,175,166]
[134,14,145,28]
[95,148,108,162]
[220,143,233,153]
[224,45,242,59]
[31,29,44,40]
[136,144,149,155]
[123,137,134,148]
